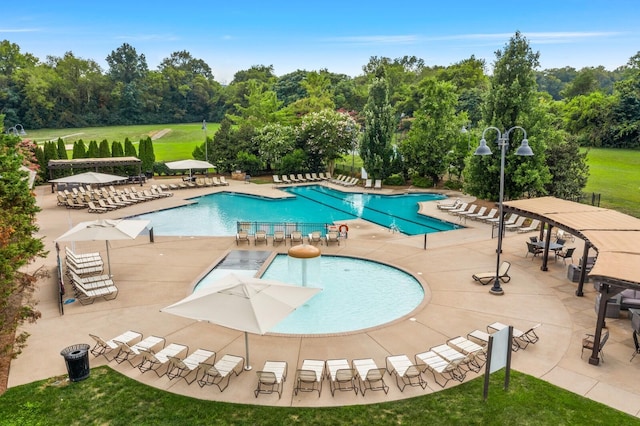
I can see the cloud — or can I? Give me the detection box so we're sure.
[114,34,180,42]
[426,31,623,44]
[321,35,419,46]
[0,28,40,33]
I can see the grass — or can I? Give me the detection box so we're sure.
[583,148,640,217]
[23,124,640,216]
[0,367,636,425]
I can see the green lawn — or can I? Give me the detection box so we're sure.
[0,367,636,425]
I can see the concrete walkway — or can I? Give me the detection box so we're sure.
[8,178,640,416]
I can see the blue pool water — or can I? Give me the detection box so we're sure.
[195,254,424,335]
[135,185,459,236]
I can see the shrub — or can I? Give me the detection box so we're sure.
[383,173,405,186]
[444,179,464,190]
[411,175,434,188]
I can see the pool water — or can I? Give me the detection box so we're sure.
[135,185,458,236]
[258,254,423,334]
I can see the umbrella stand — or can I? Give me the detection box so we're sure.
[244,332,252,370]
[105,241,112,277]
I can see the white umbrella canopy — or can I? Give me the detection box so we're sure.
[165,160,214,178]
[55,219,151,275]
[161,273,321,369]
[49,171,127,184]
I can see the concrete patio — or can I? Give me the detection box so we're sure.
[8,178,640,416]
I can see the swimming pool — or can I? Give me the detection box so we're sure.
[135,185,459,236]
[195,254,425,335]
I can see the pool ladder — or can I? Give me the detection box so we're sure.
[389,223,400,234]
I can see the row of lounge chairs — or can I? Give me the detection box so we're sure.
[363,179,382,190]
[169,176,229,190]
[88,330,245,392]
[439,200,541,233]
[236,229,340,246]
[64,248,119,304]
[330,174,359,187]
[272,173,330,185]
[57,185,173,212]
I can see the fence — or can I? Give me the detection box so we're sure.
[236,221,337,238]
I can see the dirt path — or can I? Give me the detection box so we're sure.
[150,129,171,140]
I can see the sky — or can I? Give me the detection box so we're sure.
[2,1,639,84]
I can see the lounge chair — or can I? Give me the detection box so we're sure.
[318,172,328,180]
[294,359,325,397]
[89,330,142,359]
[138,343,189,376]
[465,206,487,221]
[65,247,103,268]
[197,354,245,392]
[487,322,541,350]
[87,201,108,213]
[582,329,609,360]
[311,173,321,181]
[273,230,285,246]
[352,358,389,396]
[447,202,468,215]
[414,350,465,388]
[325,231,340,246]
[255,360,288,399]
[254,230,268,245]
[445,337,486,372]
[166,348,216,384]
[296,173,307,182]
[429,343,472,372]
[65,198,86,209]
[326,359,358,396]
[66,260,104,277]
[290,174,300,183]
[290,231,303,245]
[68,270,113,291]
[374,179,382,190]
[211,177,222,186]
[219,176,230,186]
[304,173,314,182]
[455,204,478,218]
[236,231,250,245]
[73,279,119,305]
[364,179,373,189]
[308,231,322,245]
[282,175,292,184]
[477,208,497,222]
[472,261,511,285]
[273,175,282,184]
[112,335,166,366]
[486,212,516,225]
[385,354,426,391]
[517,219,540,233]
[505,216,527,231]
[437,199,461,210]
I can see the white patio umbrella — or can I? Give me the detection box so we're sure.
[49,171,127,185]
[165,159,215,179]
[161,273,321,369]
[55,219,151,276]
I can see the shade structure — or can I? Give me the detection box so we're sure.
[161,273,321,369]
[165,160,215,178]
[55,219,150,276]
[49,171,127,185]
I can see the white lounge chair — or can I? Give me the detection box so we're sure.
[294,359,325,397]
[112,335,166,366]
[138,343,189,376]
[352,358,389,396]
[374,179,382,190]
[89,330,142,359]
[517,219,540,233]
[166,348,216,384]
[364,179,373,189]
[254,360,288,399]
[385,354,426,391]
[197,354,245,392]
[414,350,465,388]
[326,358,358,396]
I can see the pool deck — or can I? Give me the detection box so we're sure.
[8,178,640,416]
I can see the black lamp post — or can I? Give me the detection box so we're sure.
[474,126,534,295]
[202,120,208,162]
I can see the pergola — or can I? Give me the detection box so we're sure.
[502,196,640,365]
[47,157,142,178]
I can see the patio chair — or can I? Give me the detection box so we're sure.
[68,270,114,291]
[455,204,478,218]
[66,260,104,277]
[73,279,119,305]
[65,246,101,262]
[290,174,300,183]
[582,329,609,360]
[112,335,166,367]
[212,177,222,186]
[517,219,540,233]
[294,359,325,397]
[166,349,216,384]
[197,354,245,392]
[290,231,303,245]
[308,231,322,245]
[505,215,527,231]
[429,343,480,373]
[446,336,487,372]
[472,261,511,285]
[296,173,307,182]
[311,173,321,181]
[305,173,315,181]
[138,343,189,377]
[219,176,229,186]
[325,231,340,246]
[352,358,389,396]
[465,206,487,221]
[65,198,87,209]
[556,247,576,264]
[385,354,427,392]
[254,360,288,399]
[447,202,468,215]
[477,208,497,222]
[254,230,268,245]
[414,350,465,388]
[364,179,373,189]
[236,230,250,245]
[437,198,461,210]
[318,172,327,180]
[87,201,108,213]
[89,330,142,359]
[273,230,285,246]
[374,179,382,190]
[326,359,358,396]
[525,241,543,259]
[282,175,292,184]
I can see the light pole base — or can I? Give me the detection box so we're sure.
[489,287,505,296]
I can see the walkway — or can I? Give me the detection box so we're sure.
[8,178,640,416]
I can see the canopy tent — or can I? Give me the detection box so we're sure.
[165,160,215,178]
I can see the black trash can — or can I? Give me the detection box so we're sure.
[60,344,91,382]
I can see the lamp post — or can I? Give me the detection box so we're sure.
[202,120,208,162]
[474,126,534,295]
[460,124,471,150]
[6,124,26,136]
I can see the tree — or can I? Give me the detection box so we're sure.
[399,78,460,184]
[226,80,287,128]
[0,131,46,366]
[254,123,296,171]
[544,138,589,199]
[106,43,148,84]
[466,32,550,200]
[137,137,155,175]
[361,68,395,179]
[610,51,640,148]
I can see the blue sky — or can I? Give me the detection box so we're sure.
[3,1,639,83]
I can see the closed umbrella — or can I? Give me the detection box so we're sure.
[55,219,151,276]
[161,273,320,369]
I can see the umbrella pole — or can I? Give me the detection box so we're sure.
[244,331,252,370]
[106,240,112,277]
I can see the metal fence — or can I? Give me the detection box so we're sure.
[236,221,336,238]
